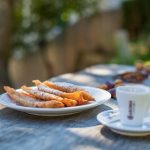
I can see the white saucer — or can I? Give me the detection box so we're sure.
[0,83,111,116]
[97,110,150,136]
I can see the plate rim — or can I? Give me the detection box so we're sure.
[97,110,150,133]
[0,85,111,113]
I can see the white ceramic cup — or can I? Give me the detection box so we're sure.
[116,85,150,126]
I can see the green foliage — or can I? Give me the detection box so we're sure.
[122,0,150,62]
[12,0,98,57]
[122,0,150,39]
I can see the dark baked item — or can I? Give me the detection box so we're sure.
[98,79,124,99]
[118,71,148,83]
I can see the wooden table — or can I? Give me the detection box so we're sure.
[0,64,150,150]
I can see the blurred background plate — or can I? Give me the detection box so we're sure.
[84,64,135,76]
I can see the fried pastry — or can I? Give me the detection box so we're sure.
[4,86,64,108]
[43,81,94,101]
[4,80,95,108]
[43,81,83,92]
[33,80,64,96]
[21,86,63,101]
[33,80,88,105]
[57,99,77,107]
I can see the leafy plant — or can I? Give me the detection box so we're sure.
[12,0,98,57]
[122,0,150,62]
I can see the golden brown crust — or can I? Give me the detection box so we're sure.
[4,86,64,108]
[21,86,63,101]
[33,80,64,96]
[57,98,77,107]
[33,100,64,108]
[43,81,85,93]
[43,81,94,101]
[4,80,95,108]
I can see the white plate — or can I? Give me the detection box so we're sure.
[97,110,150,136]
[85,64,135,76]
[0,83,111,116]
